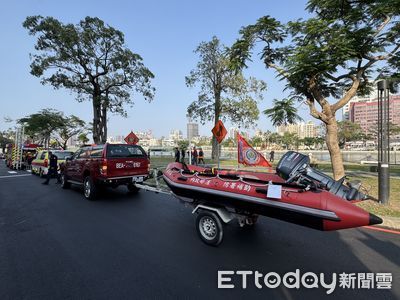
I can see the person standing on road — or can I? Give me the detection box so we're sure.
[26,153,33,170]
[42,151,61,184]
[174,147,180,162]
[181,148,185,163]
[191,146,198,165]
[198,148,205,165]
[269,150,275,162]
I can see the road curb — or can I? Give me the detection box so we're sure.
[375,216,400,232]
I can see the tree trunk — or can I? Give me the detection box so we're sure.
[100,102,108,143]
[211,136,219,160]
[92,89,102,144]
[326,119,345,180]
[211,91,221,160]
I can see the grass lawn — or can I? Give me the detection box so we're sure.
[350,176,400,218]
[148,156,400,218]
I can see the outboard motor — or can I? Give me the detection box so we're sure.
[276,151,367,201]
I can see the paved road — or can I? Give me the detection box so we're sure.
[0,161,399,299]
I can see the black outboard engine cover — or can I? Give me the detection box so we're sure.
[276,151,366,201]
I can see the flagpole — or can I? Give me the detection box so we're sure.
[237,131,239,170]
[217,143,220,170]
[211,120,227,171]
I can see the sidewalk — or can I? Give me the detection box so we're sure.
[379,216,400,231]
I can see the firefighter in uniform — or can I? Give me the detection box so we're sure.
[42,151,61,184]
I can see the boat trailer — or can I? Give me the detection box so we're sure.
[135,168,259,246]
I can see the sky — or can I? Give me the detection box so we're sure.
[0,0,318,138]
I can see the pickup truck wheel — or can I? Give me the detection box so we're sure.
[60,173,70,189]
[127,183,140,193]
[84,176,97,200]
[196,211,224,247]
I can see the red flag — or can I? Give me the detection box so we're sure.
[237,133,271,167]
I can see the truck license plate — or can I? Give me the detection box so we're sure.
[133,177,143,183]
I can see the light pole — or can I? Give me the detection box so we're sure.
[377,80,390,204]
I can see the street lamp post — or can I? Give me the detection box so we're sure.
[377,80,390,205]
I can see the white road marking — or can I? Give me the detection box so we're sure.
[7,171,17,174]
[26,170,32,173]
[0,174,32,179]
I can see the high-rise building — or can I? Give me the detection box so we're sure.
[187,122,199,141]
[169,129,183,141]
[254,129,263,137]
[67,134,79,147]
[343,87,378,120]
[304,121,317,138]
[229,127,238,139]
[350,95,400,134]
[107,135,124,143]
[277,121,317,138]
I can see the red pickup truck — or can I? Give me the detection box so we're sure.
[60,143,150,200]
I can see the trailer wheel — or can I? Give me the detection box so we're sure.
[196,211,223,246]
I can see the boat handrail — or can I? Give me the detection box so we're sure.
[172,168,309,191]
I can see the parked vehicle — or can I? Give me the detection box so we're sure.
[5,143,42,169]
[31,150,74,177]
[60,143,150,200]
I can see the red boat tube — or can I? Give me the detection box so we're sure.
[163,162,382,231]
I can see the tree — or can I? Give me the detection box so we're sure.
[0,131,13,153]
[221,137,235,148]
[18,109,65,147]
[263,98,303,127]
[230,1,400,179]
[250,136,263,148]
[337,121,365,148]
[186,36,266,159]
[314,136,325,150]
[367,122,400,141]
[302,137,316,149]
[23,16,155,144]
[177,140,189,151]
[281,132,299,150]
[267,132,281,148]
[78,133,89,145]
[18,109,86,149]
[55,115,87,149]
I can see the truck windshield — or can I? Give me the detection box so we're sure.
[106,145,146,158]
[54,152,75,159]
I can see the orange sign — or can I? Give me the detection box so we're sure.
[124,131,139,145]
[211,120,227,144]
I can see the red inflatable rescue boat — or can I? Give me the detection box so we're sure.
[163,151,382,233]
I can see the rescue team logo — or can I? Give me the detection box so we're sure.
[237,133,272,167]
[244,148,261,165]
[238,139,261,164]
